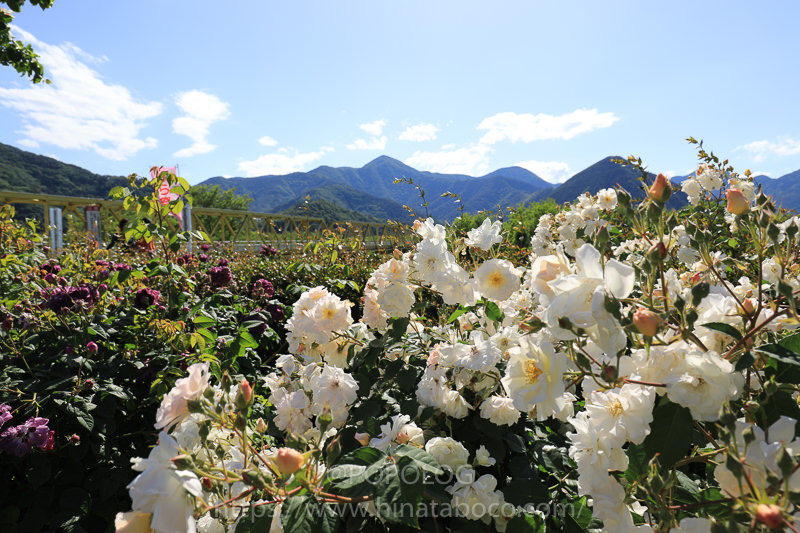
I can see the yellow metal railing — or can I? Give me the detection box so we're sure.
[0,190,412,251]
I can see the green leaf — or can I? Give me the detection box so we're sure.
[755,343,800,367]
[700,322,742,341]
[281,495,339,533]
[373,456,424,526]
[485,300,503,323]
[389,316,410,343]
[506,512,546,533]
[62,401,94,431]
[642,400,694,468]
[447,308,466,323]
[391,444,443,475]
[336,446,386,466]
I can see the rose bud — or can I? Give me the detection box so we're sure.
[726,188,750,215]
[235,379,253,410]
[255,417,267,434]
[646,241,668,263]
[412,220,423,231]
[86,341,98,353]
[648,173,671,203]
[633,308,661,337]
[354,432,370,446]
[69,434,81,444]
[755,503,783,529]
[742,298,756,316]
[275,447,305,475]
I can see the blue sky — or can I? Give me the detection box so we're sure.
[1,1,799,185]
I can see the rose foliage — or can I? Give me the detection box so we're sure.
[116,144,800,533]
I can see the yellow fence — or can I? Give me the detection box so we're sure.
[0,190,412,251]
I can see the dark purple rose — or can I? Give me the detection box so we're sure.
[134,287,161,309]
[86,341,98,353]
[217,258,229,267]
[265,303,285,322]
[200,244,210,252]
[0,404,12,429]
[44,273,57,284]
[43,285,100,314]
[252,279,275,299]
[259,245,278,257]
[243,310,268,336]
[0,417,54,457]
[198,254,209,263]
[209,266,232,288]
[40,262,61,274]
[95,260,110,268]
[113,263,132,272]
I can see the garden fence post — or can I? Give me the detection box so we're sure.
[48,206,63,253]
[84,205,102,246]
[184,202,193,253]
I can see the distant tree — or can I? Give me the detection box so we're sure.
[1,0,54,83]
[189,184,253,211]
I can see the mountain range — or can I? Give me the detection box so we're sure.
[1,141,800,223]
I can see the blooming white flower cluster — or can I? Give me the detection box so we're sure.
[531,191,616,257]
[264,355,359,442]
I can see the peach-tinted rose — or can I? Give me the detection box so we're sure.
[275,447,305,475]
[649,173,671,203]
[633,308,661,337]
[726,188,750,215]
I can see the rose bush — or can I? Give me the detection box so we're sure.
[114,143,800,533]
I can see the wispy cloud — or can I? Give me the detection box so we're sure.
[238,147,332,177]
[348,119,388,150]
[0,26,162,160]
[738,138,800,162]
[398,123,438,142]
[172,90,230,158]
[515,160,571,184]
[258,136,278,147]
[359,119,386,136]
[347,136,387,150]
[478,109,618,145]
[405,144,492,175]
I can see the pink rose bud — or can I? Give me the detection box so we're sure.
[726,188,750,215]
[275,447,305,475]
[238,379,253,406]
[633,308,661,337]
[412,220,423,231]
[648,173,671,203]
[354,432,370,446]
[755,504,783,529]
[86,341,98,353]
[742,298,756,316]
[255,417,267,434]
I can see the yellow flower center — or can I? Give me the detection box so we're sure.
[607,399,624,417]
[489,271,505,288]
[323,308,336,320]
[524,360,543,385]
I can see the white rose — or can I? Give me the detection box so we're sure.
[155,362,210,430]
[465,218,503,251]
[425,437,470,471]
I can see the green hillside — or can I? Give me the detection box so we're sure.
[0,142,126,197]
[278,198,381,223]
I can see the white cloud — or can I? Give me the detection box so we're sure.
[0,26,163,160]
[238,147,330,177]
[478,109,619,145]
[172,90,230,158]
[359,119,386,136]
[347,136,387,150]
[515,160,572,184]
[738,138,800,162]
[398,123,438,142]
[405,144,492,175]
[258,136,278,147]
